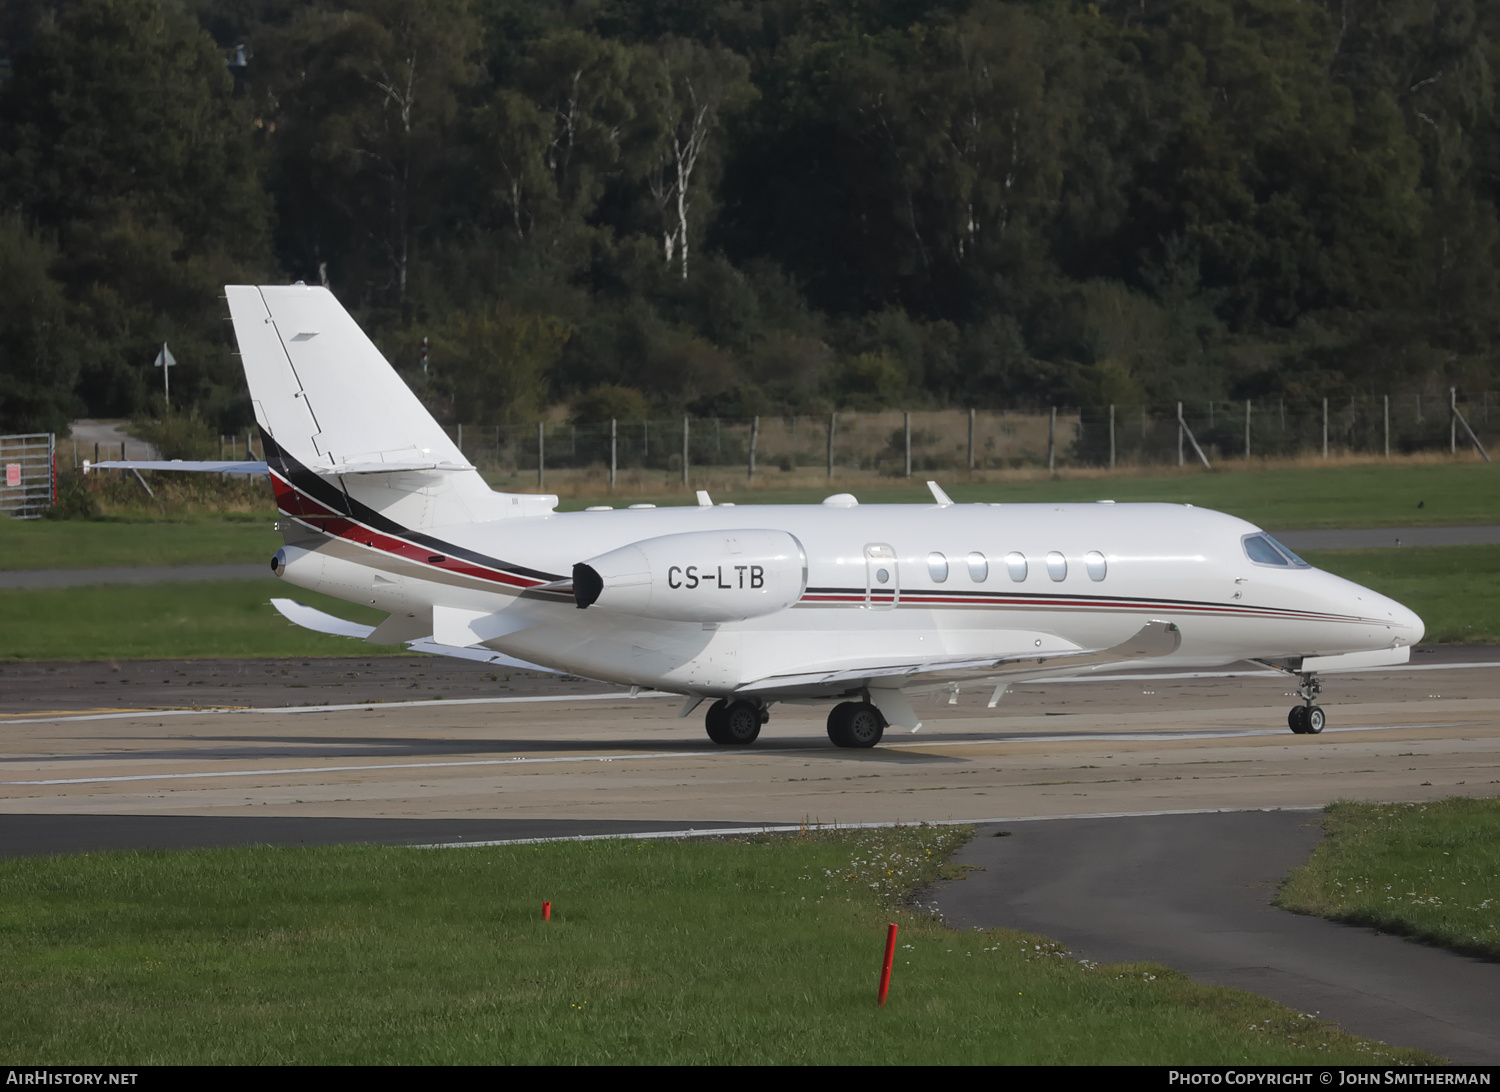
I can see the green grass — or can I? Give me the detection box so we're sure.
[1302,545,1500,644]
[1278,799,1500,961]
[3,462,1496,574]
[0,543,1489,661]
[0,516,280,571]
[560,461,1500,530]
[0,828,1435,1064]
[0,581,394,661]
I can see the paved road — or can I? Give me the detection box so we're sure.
[930,811,1500,1064]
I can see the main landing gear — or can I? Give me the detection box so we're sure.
[701,698,890,748]
[826,701,886,749]
[1287,672,1325,735]
[704,699,767,745]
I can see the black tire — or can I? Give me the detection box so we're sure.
[827,701,886,748]
[704,699,731,745]
[1305,705,1325,734]
[720,700,762,745]
[1288,706,1309,734]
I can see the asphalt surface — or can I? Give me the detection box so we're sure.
[4,530,1499,1062]
[931,811,1500,1064]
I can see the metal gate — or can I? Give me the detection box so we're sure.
[0,433,55,518]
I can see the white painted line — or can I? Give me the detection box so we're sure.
[883,722,1472,747]
[415,806,1327,849]
[0,689,678,726]
[1,721,1474,787]
[0,748,721,786]
[1038,660,1499,684]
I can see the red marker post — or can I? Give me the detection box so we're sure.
[543,901,552,921]
[877,922,899,1006]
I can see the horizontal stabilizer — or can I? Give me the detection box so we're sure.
[270,598,560,673]
[86,460,269,475]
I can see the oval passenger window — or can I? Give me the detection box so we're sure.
[1046,552,1067,581]
[1005,552,1027,582]
[927,552,949,583]
[967,552,988,582]
[1085,551,1107,581]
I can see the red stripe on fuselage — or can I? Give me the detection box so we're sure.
[271,472,543,590]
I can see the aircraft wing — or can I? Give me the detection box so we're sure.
[734,619,1181,699]
[270,598,562,673]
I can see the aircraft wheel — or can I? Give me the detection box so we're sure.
[1287,706,1307,734]
[1304,705,1325,734]
[827,701,886,748]
[720,700,763,745]
[704,699,732,745]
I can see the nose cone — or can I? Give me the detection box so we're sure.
[1393,598,1425,645]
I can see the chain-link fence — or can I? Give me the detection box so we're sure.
[449,390,1497,494]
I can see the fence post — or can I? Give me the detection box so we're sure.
[1322,398,1329,458]
[967,408,975,471]
[610,418,617,491]
[1451,387,1458,455]
[1047,407,1056,472]
[457,423,462,456]
[537,422,544,489]
[1109,404,1116,469]
[748,416,758,480]
[1384,396,1389,458]
[1176,402,1183,467]
[827,413,836,479]
[904,412,911,477]
[1244,399,1251,459]
[682,414,689,487]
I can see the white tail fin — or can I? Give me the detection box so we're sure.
[226,285,555,528]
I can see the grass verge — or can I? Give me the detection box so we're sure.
[1300,545,1500,644]
[1277,799,1500,961]
[0,543,1485,661]
[0,581,394,661]
[0,517,280,571]
[0,541,1488,662]
[551,459,1500,530]
[1,828,1436,1064]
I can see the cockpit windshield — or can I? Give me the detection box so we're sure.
[1242,533,1311,568]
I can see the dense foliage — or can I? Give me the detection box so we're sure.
[1,0,1497,433]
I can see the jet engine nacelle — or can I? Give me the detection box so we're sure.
[573,529,807,623]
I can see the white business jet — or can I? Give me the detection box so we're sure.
[90,285,1423,747]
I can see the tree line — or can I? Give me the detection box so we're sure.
[1,0,1497,441]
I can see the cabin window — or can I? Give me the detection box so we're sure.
[1046,551,1067,581]
[1085,551,1107,581]
[927,552,949,583]
[1005,552,1027,582]
[1243,534,1288,566]
[1267,536,1311,568]
[967,551,988,582]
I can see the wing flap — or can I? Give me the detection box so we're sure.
[735,620,1181,699]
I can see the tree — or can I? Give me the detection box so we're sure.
[0,217,81,433]
[647,37,755,279]
[252,0,481,304]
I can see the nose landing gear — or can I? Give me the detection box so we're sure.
[1287,672,1325,735]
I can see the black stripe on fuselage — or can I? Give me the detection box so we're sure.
[260,430,561,583]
